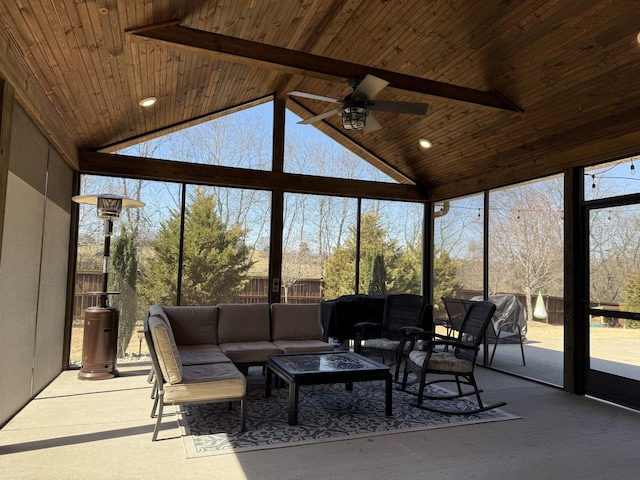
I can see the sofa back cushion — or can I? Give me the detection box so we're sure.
[147,310,183,384]
[162,306,218,345]
[217,303,271,344]
[271,303,323,341]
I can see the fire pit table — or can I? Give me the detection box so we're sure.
[265,351,392,426]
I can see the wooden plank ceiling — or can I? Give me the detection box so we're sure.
[1,0,640,201]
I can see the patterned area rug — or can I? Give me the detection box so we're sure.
[177,377,519,458]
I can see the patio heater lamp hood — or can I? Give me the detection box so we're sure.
[73,193,145,220]
[72,193,145,380]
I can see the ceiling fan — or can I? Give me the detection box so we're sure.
[288,74,429,132]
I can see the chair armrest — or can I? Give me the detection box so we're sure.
[495,320,522,332]
[495,321,523,339]
[401,326,441,345]
[412,337,480,353]
[399,326,424,337]
[404,330,440,350]
[410,331,449,342]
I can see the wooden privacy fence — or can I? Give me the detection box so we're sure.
[235,277,323,304]
[76,272,619,326]
[73,271,103,324]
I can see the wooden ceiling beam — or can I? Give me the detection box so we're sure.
[79,151,429,203]
[274,0,369,97]
[126,21,522,112]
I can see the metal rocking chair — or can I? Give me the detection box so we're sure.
[400,300,506,414]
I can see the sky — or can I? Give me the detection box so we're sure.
[80,100,420,254]
[81,100,640,259]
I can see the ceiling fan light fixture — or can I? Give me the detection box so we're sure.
[419,138,433,149]
[341,105,368,130]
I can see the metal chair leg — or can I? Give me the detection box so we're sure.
[150,386,160,418]
[240,399,246,432]
[489,339,499,366]
[518,326,526,366]
[489,324,526,366]
[152,396,164,442]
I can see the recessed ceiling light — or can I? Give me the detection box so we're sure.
[637,32,640,44]
[139,96,157,107]
[419,138,432,149]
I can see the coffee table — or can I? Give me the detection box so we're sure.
[265,351,392,426]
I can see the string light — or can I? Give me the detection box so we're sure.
[591,174,596,189]
[631,158,636,175]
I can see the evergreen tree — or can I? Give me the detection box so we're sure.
[323,211,404,298]
[368,253,387,295]
[390,242,421,294]
[322,210,463,304]
[322,239,356,299]
[141,188,253,306]
[433,247,462,311]
[623,275,640,328]
[110,226,139,358]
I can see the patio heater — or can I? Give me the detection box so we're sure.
[72,193,144,380]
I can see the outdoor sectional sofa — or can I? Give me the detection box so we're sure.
[144,302,333,440]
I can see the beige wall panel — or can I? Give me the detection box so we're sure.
[0,172,45,423]
[0,101,61,425]
[32,149,72,393]
[9,105,47,193]
[45,148,73,213]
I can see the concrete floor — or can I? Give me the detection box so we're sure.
[1,362,640,480]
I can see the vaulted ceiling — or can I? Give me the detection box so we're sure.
[1,1,640,201]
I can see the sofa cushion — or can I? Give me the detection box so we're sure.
[217,303,271,344]
[164,363,246,404]
[272,339,334,354]
[178,345,231,366]
[219,341,282,364]
[148,304,172,330]
[271,303,323,341]
[148,315,183,384]
[162,305,218,345]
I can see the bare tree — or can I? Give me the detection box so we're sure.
[281,136,367,298]
[589,206,640,305]
[488,178,564,320]
[434,195,484,294]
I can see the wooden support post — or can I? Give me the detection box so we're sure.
[269,97,285,304]
[0,80,15,264]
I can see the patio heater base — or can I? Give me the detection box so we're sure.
[78,306,119,380]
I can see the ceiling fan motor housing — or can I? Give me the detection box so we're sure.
[346,77,363,91]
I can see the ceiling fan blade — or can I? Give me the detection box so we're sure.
[368,100,429,115]
[288,91,341,103]
[298,108,341,124]
[352,74,389,101]
[363,113,382,132]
